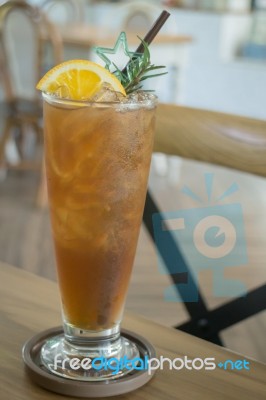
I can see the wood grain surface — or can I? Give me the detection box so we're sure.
[0,261,265,400]
[155,104,266,177]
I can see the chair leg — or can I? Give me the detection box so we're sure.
[36,157,47,208]
[177,284,266,336]
[32,120,43,144]
[143,190,209,318]
[0,119,12,166]
[14,123,24,159]
[0,119,14,181]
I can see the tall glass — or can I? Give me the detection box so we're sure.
[40,93,157,380]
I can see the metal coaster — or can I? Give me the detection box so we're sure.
[22,327,156,398]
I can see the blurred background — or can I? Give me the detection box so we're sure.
[2,0,266,118]
[0,0,265,364]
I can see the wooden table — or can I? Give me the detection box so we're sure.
[58,24,192,48]
[1,260,265,399]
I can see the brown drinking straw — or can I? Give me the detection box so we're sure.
[122,10,170,73]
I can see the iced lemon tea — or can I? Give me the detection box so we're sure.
[31,18,169,379]
[44,94,156,331]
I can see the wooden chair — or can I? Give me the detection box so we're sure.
[143,103,266,345]
[0,0,63,206]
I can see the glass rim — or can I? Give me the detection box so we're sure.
[42,91,158,108]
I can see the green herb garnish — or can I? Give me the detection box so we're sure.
[111,39,167,94]
[94,33,167,95]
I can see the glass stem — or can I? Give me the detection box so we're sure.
[63,321,122,358]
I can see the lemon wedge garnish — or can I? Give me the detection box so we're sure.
[36,59,126,100]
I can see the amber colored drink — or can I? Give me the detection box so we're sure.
[43,95,156,331]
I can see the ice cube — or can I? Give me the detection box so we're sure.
[127,91,156,102]
[91,82,126,102]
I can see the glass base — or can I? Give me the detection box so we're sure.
[41,326,140,381]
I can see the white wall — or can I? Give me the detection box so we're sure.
[171,10,266,120]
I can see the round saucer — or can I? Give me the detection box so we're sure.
[22,327,156,398]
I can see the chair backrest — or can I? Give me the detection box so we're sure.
[40,0,84,24]
[154,103,266,178]
[121,1,160,32]
[0,0,62,103]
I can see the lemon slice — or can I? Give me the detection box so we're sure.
[36,60,126,100]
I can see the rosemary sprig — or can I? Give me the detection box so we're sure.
[109,38,167,95]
